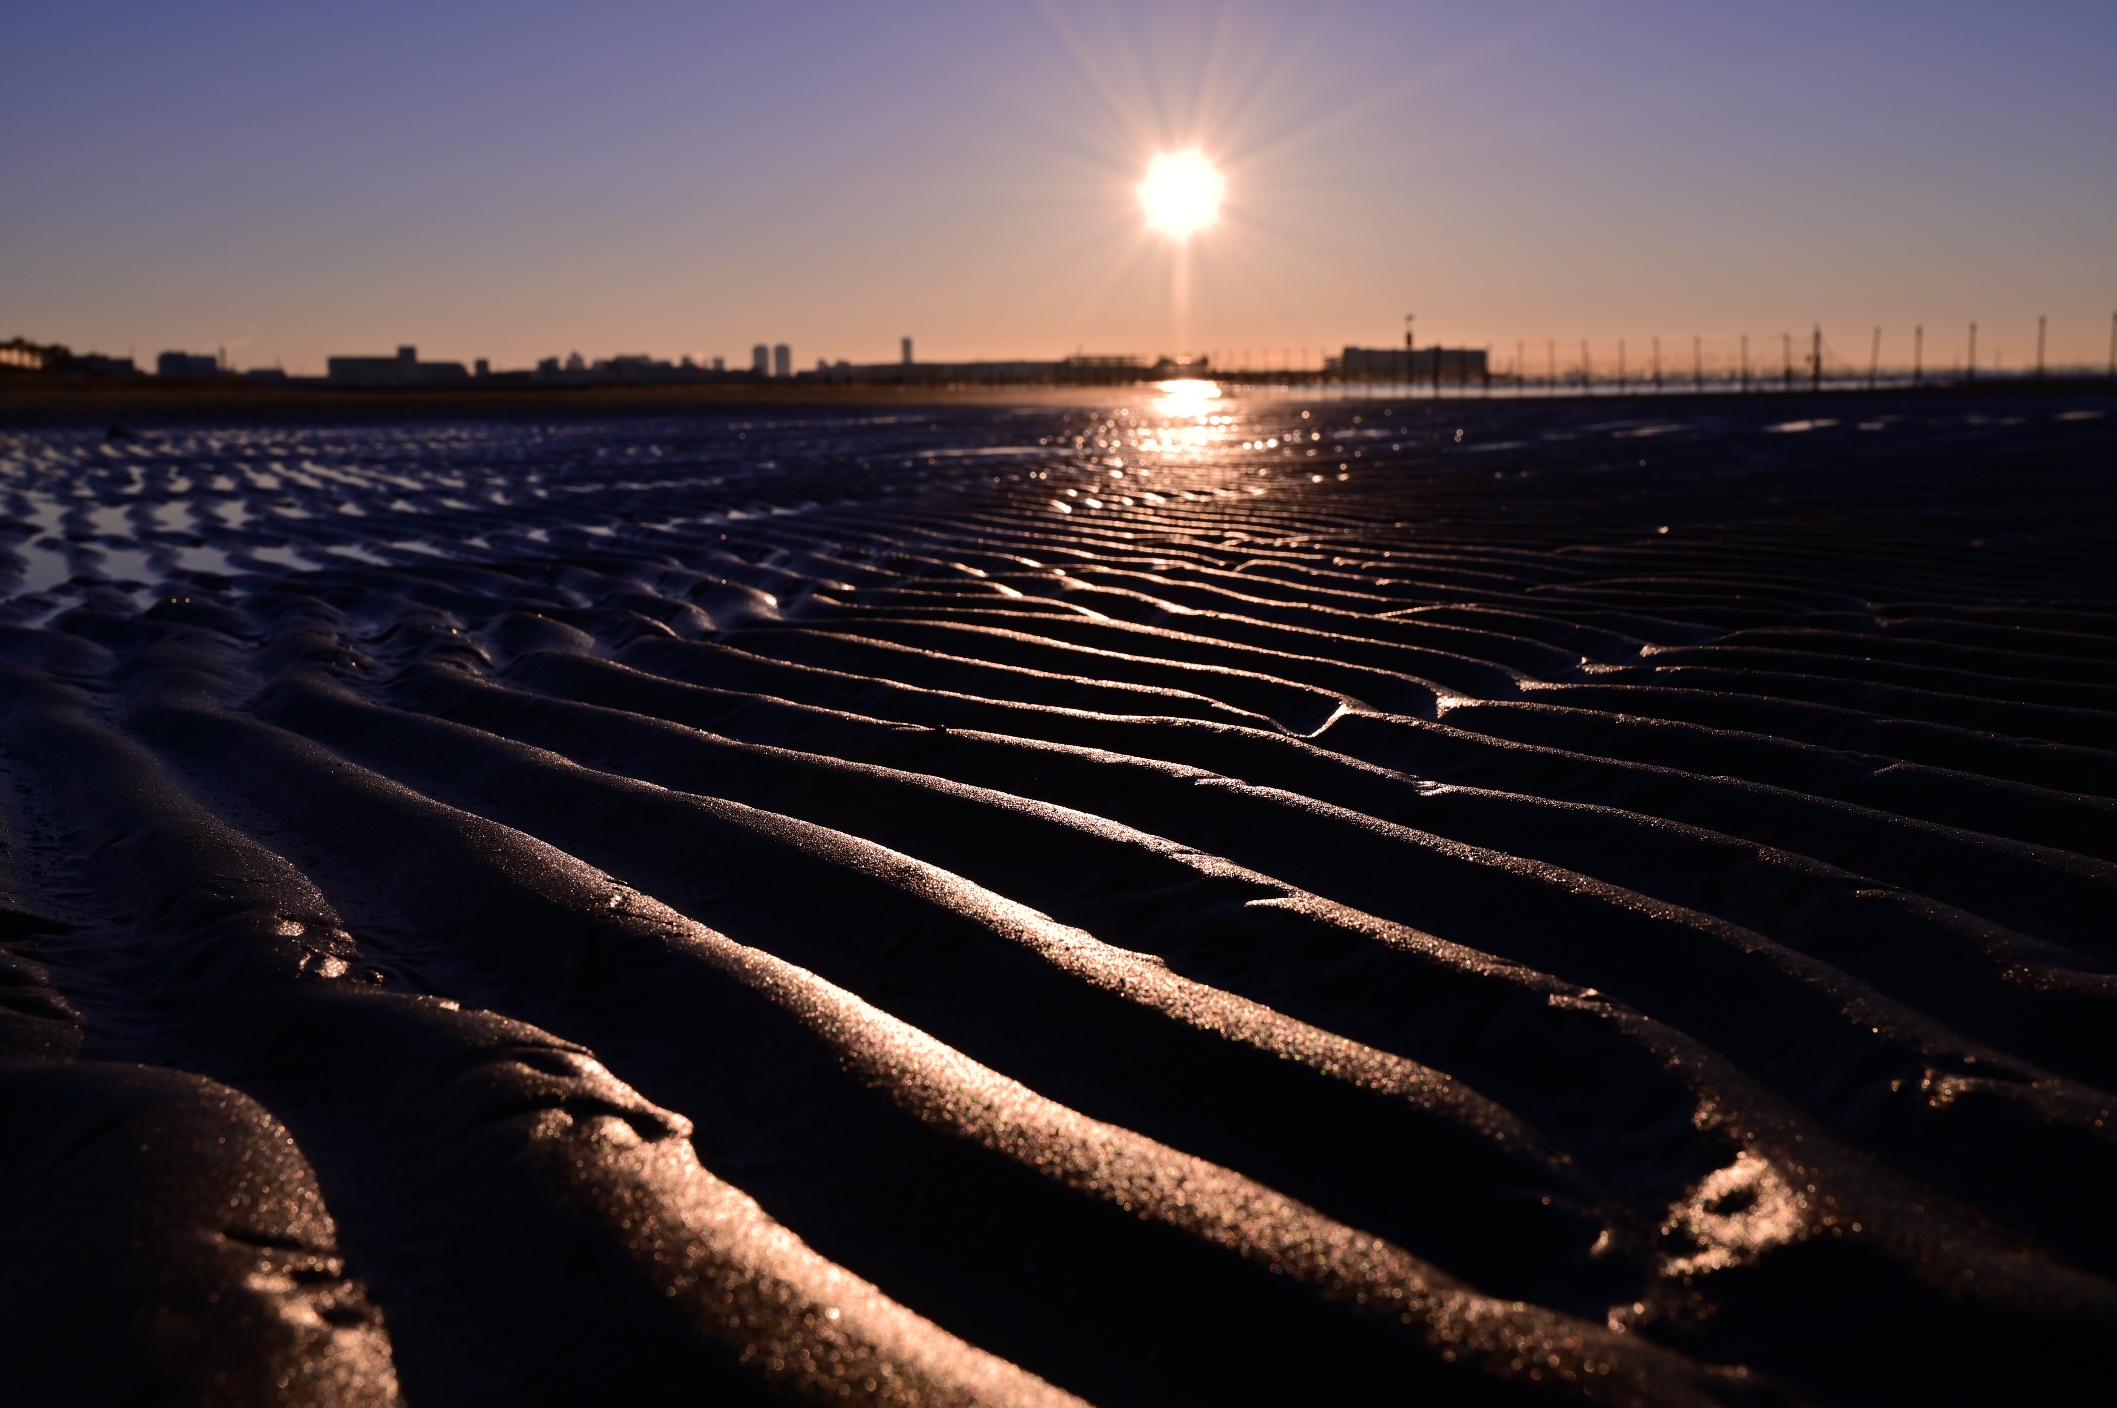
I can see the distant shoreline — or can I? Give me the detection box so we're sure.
[2,372,2111,427]
[0,376,1097,426]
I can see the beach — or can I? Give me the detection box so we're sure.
[0,388,2112,1406]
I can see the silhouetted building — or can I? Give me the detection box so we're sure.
[1333,346,1488,380]
[799,354,1145,386]
[516,352,743,386]
[595,354,692,381]
[902,337,913,365]
[327,344,469,386]
[0,338,58,372]
[157,351,222,377]
[773,344,791,378]
[3,339,140,376]
[1062,355,1147,383]
[752,345,769,375]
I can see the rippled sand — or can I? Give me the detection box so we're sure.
[0,392,2112,1406]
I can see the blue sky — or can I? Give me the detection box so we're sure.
[5,1,2112,374]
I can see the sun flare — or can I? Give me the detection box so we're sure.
[1138,150,1225,241]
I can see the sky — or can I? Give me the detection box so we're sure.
[5,1,2114,375]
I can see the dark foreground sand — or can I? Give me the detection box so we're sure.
[0,391,2112,1406]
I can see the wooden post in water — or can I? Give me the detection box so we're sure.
[1810,326,1821,394]
[2035,317,2046,381]
[1869,327,1881,390]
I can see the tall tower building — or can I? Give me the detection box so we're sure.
[773,344,791,378]
[902,337,913,365]
[752,345,769,375]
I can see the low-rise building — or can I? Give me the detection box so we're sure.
[1331,346,1489,381]
[156,351,222,377]
[0,338,56,372]
[326,345,470,386]
[799,353,1150,386]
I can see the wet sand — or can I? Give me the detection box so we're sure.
[0,390,2112,1406]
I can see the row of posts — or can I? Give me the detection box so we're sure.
[1363,313,2117,396]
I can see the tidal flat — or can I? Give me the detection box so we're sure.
[0,389,2112,1407]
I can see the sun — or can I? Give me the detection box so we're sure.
[1138,150,1225,241]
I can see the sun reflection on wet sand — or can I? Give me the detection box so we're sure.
[1151,378,1223,420]
[1659,1150,1804,1278]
